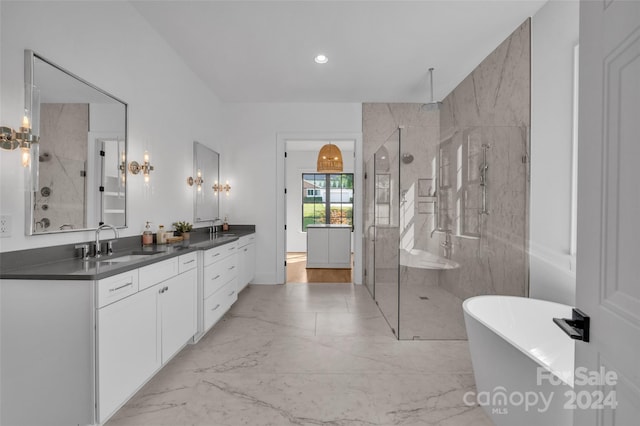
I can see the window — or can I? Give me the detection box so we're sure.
[302,173,353,231]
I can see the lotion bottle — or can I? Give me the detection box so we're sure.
[142,221,153,245]
[222,216,229,232]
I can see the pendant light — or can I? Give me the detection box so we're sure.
[317,142,343,173]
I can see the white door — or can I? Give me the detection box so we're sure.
[575,1,640,425]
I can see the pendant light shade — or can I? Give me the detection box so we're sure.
[317,142,343,173]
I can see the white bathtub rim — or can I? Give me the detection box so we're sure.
[399,248,460,270]
[463,295,575,388]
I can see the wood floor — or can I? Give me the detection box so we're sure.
[286,252,352,283]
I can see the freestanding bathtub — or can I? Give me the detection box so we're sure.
[463,295,575,426]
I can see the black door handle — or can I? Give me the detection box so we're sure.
[553,308,590,342]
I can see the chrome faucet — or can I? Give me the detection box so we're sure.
[208,218,224,239]
[95,224,119,258]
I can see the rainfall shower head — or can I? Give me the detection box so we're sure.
[421,67,442,111]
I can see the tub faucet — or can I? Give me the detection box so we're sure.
[95,224,119,258]
[440,229,453,259]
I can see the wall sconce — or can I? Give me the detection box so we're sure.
[187,169,204,192]
[213,180,231,196]
[129,150,154,183]
[1,115,39,168]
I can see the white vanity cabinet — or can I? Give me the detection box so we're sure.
[237,234,256,292]
[97,252,197,423]
[306,225,351,268]
[197,241,239,338]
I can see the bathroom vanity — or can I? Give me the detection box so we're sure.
[306,224,351,268]
[0,229,255,426]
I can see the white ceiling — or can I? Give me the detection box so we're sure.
[131,0,547,103]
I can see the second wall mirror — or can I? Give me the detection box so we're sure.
[193,141,219,223]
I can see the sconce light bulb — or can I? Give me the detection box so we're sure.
[143,151,149,163]
[22,115,30,130]
[144,174,150,184]
[21,147,30,168]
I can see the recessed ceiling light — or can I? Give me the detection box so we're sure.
[314,54,328,64]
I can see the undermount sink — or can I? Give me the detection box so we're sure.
[91,254,153,264]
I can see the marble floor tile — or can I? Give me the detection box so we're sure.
[106,284,491,426]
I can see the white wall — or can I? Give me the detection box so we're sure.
[530,0,579,305]
[221,103,362,284]
[285,149,355,253]
[0,0,224,252]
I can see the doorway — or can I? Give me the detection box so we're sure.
[276,133,363,285]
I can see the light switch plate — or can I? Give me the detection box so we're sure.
[1,214,12,237]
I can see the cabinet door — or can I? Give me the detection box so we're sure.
[307,228,329,265]
[246,243,256,284]
[160,268,197,362]
[98,286,159,422]
[238,243,256,291]
[328,229,351,266]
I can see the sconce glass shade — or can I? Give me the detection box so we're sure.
[317,143,343,173]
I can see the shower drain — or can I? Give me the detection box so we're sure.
[419,296,430,300]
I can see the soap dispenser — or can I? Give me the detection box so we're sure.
[222,216,229,232]
[157,225,166,244]
[142,221,153,245]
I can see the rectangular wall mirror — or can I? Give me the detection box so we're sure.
[26,50,128,235]
[193,141,219,223]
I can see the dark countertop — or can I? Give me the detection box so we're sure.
[0,227,255,281]
[306,224,353,229]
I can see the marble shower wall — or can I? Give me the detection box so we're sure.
[438,19,531,300]
[34,103,89,231]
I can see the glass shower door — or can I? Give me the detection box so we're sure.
[372,130,400,337]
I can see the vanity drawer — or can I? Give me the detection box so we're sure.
[178,252,198,273]
[138,257,179,291]
[223,278,238,306]
[203,281,232,331]
[203,242,237,266]
[97,270,139,308]
[203,254,237,298]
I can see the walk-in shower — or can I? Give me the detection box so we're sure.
[364,124,529,340]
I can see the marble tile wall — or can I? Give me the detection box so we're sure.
[34,103,89,232]
[438,19,531,300]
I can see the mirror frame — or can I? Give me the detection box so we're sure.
[25,49,128,235]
